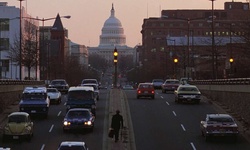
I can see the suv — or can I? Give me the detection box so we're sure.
[81,83,100,100]
[66,86,97,116]
[19,86,50,117]
[81,79,99,87]
[49,79,69,94]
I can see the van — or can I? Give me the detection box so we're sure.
[66,86,96,116]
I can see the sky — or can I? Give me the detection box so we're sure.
[1,0,242,47]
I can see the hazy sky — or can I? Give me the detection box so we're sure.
[2,0,239,47]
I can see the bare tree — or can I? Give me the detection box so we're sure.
[8,19,38,79]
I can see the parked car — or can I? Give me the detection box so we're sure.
[81,83,100,100]
[58,141,89,150]
[49,79,69,94]
[63,108,95,132]
[152,79,164,89]
[174,84,201,104]
[47,88,62,104]
[66,86,96,116]
[19,86,50,117]
[200,114,239,142]
[2,112,34,141]
[161,79,180,93]
[136,83,155,99]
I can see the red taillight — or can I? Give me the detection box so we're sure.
[151,90,155,94]
[137,90,141,94]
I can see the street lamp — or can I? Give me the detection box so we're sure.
[18,0,24,80]
[174,58,178,78]
[210,0,216,79]
[21,15,71,80]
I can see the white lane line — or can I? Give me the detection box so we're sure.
[57,111,62,116]
[160,96,164,99]
[190,142,196,150]
[49,124,54,133]
[64,102,66,105]
[181,124,186,131]
[172,111,177,116]
[40,144,45,150]
[166,101,169,105]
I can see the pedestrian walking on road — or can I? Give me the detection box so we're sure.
[111,109,123,142]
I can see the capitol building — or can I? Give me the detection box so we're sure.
[88,4,135,65]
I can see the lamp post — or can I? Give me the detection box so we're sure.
[21,15,70,80]
[210,0,216,79]
[18,0,24,80]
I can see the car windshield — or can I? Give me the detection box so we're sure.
[208,117,234,123]
[51,80,66,85]
[47,89,57,93]
[8,115,26,123]
[22,93,46,100]
[59,146,86,150]
[67,111,90,118]
[166,81,179,84]
[179,87,198,92]
[82,80,97,84]
[139,84,153,88]
[68,91,93,100]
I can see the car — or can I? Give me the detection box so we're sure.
[122,85,134,90]
[63,108,95,132]
[161,79,180,93]
[66,86,97,116]
[200,114,239,142]
[174,84,201,104]
[58,141,89,150]
[81,79,99,87]
[19,86,50,117]
[180,77,193,85]
[136,83,155,99]
[152,79,164,89]
[49,79,69,94]
[47,88,62,104]
[81,83,100,100]
[2,112,34,141]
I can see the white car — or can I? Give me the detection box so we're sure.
[47,88,62,104]
[58,141,89,150]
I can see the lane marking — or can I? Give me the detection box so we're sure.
[160,96,164,99]
[49,124,54,133]
[40,144,45,150]
[172,111,177,116]
[166,101,169,105]
[181,124,186,131]
[64,102,66,105]
[190,142,196,150]
[57,111,61,116]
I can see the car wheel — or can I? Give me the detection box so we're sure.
[205,135,210,142]
[152,96,155,99]
[2,135,7,142]
[137,96,140,99]
[196,100,200,104]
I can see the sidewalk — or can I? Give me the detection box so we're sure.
[107,88,136,150]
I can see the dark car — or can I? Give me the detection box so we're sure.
[49,79,69,94]
[19,86,50,117]
[58,141,89,150]
[63,108,95,132]
[136,83,155,99]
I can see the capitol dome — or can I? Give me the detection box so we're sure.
[99,4,126,47]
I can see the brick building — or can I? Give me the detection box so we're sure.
[140,1,250,80]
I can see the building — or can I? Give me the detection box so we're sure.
[88,4,135,67]
[140,1,250,80]
[69,41,88,67]
[0,2,39,80]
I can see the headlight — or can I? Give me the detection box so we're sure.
[63,121,71,126]
[4,125,10,133]
[84,121,92,126]
[24,126,31,133]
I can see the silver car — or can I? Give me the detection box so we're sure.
[47,88,62,104]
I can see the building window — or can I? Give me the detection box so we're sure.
[0,38,9,50]
[0,18,10,31]
[1,59,9,71]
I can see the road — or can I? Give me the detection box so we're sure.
[0,89,110,150]
[125,89,250,150]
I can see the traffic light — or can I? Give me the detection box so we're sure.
[174,58,178,63]
[114,47,118,64]
[229,58,234,63]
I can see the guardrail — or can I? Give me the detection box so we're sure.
[190,78,250,85]
[0,79,45,85]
